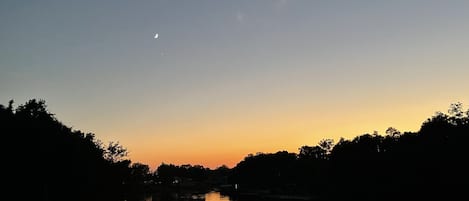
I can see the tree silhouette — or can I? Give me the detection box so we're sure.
[318,138,334,155]
[5,99,468,201]
[227,102,469,201]
[104,141,128,163]
[1,99,143,201]
[385,127,401,138]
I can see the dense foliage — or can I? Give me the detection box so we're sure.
[4,99,468,201]
[228,102,469,200]
[1,99,148,201]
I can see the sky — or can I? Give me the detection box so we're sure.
[1,0,468,170]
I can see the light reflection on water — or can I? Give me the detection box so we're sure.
[204,191,231,201]
[142,191,231,201]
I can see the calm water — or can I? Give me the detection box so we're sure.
[139,191,232,201]
[204,192,231,201]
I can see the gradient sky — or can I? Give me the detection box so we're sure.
[1,0,468,170]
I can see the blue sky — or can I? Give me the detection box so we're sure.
[1,0,468,168]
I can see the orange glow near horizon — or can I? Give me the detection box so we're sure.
[3,1,469,172]
[112,98,467,171]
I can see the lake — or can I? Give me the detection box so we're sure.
[136,191,232,201]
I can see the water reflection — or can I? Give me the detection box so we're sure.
[204,191,231,201]
[145,191,231,201]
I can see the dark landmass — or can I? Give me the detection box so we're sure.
[3,99,468,201]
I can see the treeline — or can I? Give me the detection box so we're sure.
[4,99,469,201]
[142,102,469,200]
[156,163,229,184]
[227,102,469,200]
[1,99,150,201]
